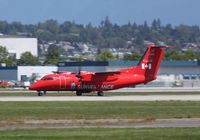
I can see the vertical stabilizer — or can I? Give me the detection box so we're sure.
[137,44,168,83]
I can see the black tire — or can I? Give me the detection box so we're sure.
[76,91,82,96]
[97,91,104,96]
[38,91,43,96]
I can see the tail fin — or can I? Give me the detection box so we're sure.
[137,44,169,83]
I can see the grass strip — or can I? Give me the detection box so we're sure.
[0,128,200,140]
[0,101,199,121]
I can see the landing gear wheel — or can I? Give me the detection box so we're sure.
[76,91,82,96]
[97,91,104,96]
[38,91,43,96]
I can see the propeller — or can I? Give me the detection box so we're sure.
[76,67,82,79]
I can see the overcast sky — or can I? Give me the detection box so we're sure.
[0,0,199,26]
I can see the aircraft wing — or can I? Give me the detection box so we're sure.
[93,71,120,75]
[79,71,120,82]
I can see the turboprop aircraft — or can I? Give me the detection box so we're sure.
[29,44,170,96]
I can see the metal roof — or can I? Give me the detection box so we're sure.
[58,61,199,67]
[161,61,199,67]
[58,61,109,67]
[0,66,17,70]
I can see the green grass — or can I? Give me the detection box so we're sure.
[0,101,200,121]
[0,128,200,140]
[1,101,200,139]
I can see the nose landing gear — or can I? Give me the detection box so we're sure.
[37,91,46,96]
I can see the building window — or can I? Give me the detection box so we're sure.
[183,75,190,80]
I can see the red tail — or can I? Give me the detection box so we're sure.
[137,44,168,83]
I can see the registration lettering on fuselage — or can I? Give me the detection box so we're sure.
[78,84,114,90]
[78,84,96,90]
[101,85,114,90]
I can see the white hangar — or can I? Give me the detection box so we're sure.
[0,36,38,59]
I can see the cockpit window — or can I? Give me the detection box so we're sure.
[47,78,54,80]
[41,77,46,80]
[41,77,54,81]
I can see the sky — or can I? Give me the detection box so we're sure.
[0,0,199,26]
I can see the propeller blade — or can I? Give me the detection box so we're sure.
[76,67,82,78]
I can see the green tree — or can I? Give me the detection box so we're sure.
[123,52,141,61]
[96,50,116,61]
[164,49,200,61]
[183,49,199,61]
[38,20,59,34]
[164,50,183,61]
[36,29,54,41]
[0,21,8,33]
[0,46,16,66]
[45,45,62,65]
[18,52,39,66]
[109,37,126,48]
[151,19,161,30]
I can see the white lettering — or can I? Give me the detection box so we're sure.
[78,84,96,90]
[101,85,114,90]
[78,84,114,90]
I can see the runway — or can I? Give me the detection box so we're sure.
[1,95,200,101]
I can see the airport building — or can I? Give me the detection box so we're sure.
[0,36,38,59]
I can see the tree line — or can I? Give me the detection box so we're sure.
[0,18,199,49]
[0,18,200,65]
[97,48,200,61]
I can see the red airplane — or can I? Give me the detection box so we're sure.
[29,44,170,96]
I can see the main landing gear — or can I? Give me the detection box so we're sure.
[75,91,104,96]
[76,91,82,96]
[37,91,46,96]
[97,91,104,96]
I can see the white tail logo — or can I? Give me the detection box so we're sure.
[142,63,152,70]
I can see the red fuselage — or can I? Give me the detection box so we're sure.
[29,68,145,92]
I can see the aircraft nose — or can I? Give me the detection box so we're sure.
[29,83,39,90]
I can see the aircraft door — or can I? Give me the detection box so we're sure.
[59,76,66,89]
